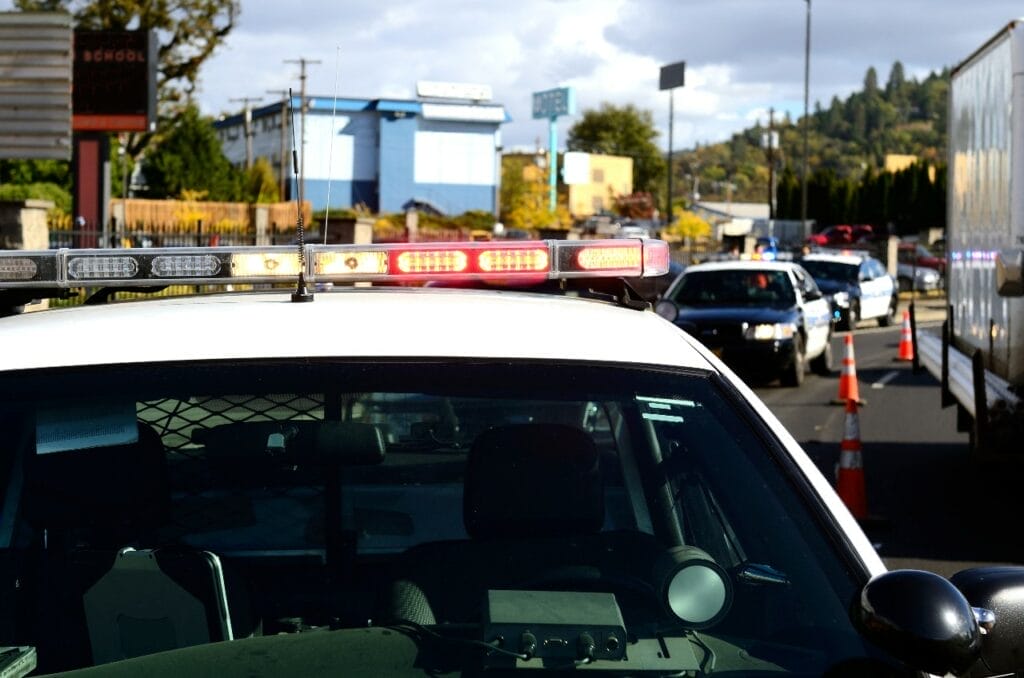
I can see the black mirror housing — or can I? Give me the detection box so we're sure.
[951,566,1024,676]
[854,569,981,676]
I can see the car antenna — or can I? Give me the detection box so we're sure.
[288,86,313,303]
[323,46,341,245]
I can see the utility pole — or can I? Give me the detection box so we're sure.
[284,57,321,209]
[801,0,812,234]
[762,108,779,219]
[267,89,289,200]
[229,96,263,170]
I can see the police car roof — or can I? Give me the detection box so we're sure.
[684,260,798,273]
[0,287,713,373]
[801,252,865,266]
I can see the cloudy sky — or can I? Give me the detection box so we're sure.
[6,0,1024,151]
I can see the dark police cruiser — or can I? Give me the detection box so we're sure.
[656,260,833,387]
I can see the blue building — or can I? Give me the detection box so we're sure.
[215,93,507,215]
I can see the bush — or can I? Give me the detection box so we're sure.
[0,182,72,214]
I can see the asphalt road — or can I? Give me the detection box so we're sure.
[751,297,1024,579]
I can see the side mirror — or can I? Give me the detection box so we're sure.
[951,566,1024,675]
[655,299,679,321]
[854,569,981,676]
[996,249,1023,296]
[803,288,822,302]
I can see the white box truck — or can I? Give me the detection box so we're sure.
[918,20,1024,455]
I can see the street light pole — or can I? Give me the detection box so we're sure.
[801,0,811,235]
[659,61,686,229]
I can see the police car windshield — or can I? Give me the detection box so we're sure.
[0,358,884,675]
[800,259,858,283]
[670,269,796,308]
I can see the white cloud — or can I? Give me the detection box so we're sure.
[6,0,1024,151]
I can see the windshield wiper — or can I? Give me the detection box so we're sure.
[736,562,790,586]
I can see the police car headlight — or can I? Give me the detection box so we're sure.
[746,322,796,341]
[832,291,849,307]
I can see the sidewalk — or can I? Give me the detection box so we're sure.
[898,292,946,323]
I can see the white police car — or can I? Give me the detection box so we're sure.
[0,240,1021,678]
[799,251,899,330]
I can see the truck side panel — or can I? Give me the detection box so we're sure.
[949,22,1024,384]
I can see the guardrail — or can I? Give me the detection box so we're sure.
[917,327,1021,421]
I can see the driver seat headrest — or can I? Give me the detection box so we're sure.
[463,423,603,539]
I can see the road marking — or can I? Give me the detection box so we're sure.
[870,370,900,390]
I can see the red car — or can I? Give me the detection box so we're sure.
[806,224,853,246]
[898,242,946,276]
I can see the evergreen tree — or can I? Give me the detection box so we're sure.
[141,105,241,201]
[864,67,880,98]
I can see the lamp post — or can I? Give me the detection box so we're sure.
[800,0,811,235]
[659,61,686,228]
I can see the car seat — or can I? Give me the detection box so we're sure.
[22,422,254,669]
[386,423,631,625]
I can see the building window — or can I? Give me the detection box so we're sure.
[592,196,604,211]
[592,168,604,183]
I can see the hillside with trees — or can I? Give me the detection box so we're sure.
[673,61,950,234]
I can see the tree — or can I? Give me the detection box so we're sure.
[665,208,711,241]
[244,157,280,204]
[499,156,566,230]
[140,104,240,201]
[863,67,880,98]
[567,103,667,203]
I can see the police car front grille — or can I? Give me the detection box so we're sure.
[695,323,744,346]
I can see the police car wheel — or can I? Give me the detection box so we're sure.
[810,336,833,376]
[841,303,859,331]
[781,335,805,387]
[878,297,898,327]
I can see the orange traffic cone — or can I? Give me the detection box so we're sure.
[836,398,868,520]
[832,334,864,405]
[896,310,914,361]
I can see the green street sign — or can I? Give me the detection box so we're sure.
[532,87,576,119]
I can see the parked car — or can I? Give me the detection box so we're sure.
[656,260,833,386]
[898,241,946,277]
[799,251,899,330]
[806,224,853,247]
[806,224,878,248]
[896,261,943,292]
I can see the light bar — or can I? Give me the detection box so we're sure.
[0,240,672,289]
[0,251,61,287]
[59,247,300,286]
